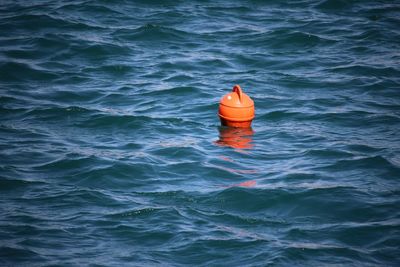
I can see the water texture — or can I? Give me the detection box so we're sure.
[1,0,400,266]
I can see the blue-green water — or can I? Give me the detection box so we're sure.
[1,0,400,265]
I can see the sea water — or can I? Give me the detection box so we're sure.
[1,1,399,265]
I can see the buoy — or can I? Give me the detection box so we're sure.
[218,85,255,127]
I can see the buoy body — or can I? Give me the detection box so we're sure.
[218,85,255,127]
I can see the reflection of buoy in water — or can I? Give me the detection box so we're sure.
[216,126,254,149]
[218,85,255,128]
[232,180,257,188]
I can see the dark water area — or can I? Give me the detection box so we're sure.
[1,0,400,265]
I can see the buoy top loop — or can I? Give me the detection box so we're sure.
[220,85,254,108]
[232,85,243,103]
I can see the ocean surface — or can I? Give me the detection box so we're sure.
[1,0,400,266]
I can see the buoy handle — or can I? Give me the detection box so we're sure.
[232,85,243,103]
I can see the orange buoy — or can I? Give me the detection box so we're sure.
[218,85,255,127]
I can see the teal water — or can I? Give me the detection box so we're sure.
[1,0,400,266]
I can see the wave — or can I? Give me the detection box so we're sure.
[316,155,400,172]
[55,2,125,18]
[113,24,194,42]
[329,64,399,78]
[0,178,47,191]
[0,61,60,82]
[0,13,103,32]
[231,29,336,49]
[314,0,354,10]
[0,246,42,262]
